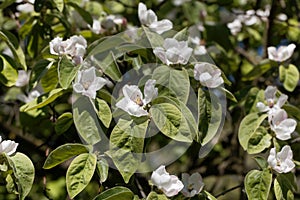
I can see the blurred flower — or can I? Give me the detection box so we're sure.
[73,67,107,99]
[227,19,242,35]
[16,0,35,13]
[270,109,296,140]
[116,79,157,117]
[194,63,224,88]
[15,70,30,87]
[17,90,41,103]
[153,38,193,65]
[256,6,270,21]
[0,136,18,156]
[267,43,296,62]
[256,86,288,120]
[276,13,287,21]
[181,172,204,197]
[151,165,184,197]
[89,19,102,34]
[138,2,173,34]
[49,35,87,64]
[194,45,207,55]
[267,145,295,173]
[172,0,191,6]
[242,10,259,26]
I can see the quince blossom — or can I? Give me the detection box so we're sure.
[153,38,193,65]
[270,109,296,140]
[49,35,87,64]
[138,3,173,34]
[151,165,184,197]
[15,70,30,87]
[73,67,107,99]
[116,79,157,117]
[0,136,18,156]
[256,86,287,120]
[181,172,204,197]
[227,19,242,35]
[194,63,224,88]
[267,43,296,62]
[267,145,295,173]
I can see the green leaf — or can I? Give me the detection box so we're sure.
[55,112,73,135]
[54,0,64,12]
[73,96,102,145]
[93,186,134,200]
[242,60,272,81]
[43,143,90,169]
[245,169,272,200]
[41,64,59,93]
[274,173,297,200]
[142,26,164,48]
[253,156,268,169]
[67,2,93,25]
[7,153,35,200]
[66,153,97,199]
[108,119,148,183]
[0,55,18,87]
[203,191,217,200]
[238,113,268,151]
[20,88,64,112]
[0,30,26,70]
[150,103,193,142]
[96,157,109,183]
[222,87,237,103]
[153,65,190,104]
[96,98,112,128]
[29,59,54,90]
[0,0,15,9]
[58,55,79,89]
[146,191,169,200]
[279,64,299,92]
[247,126,272,154]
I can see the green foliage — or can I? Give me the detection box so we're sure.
[0,55,18,87]
[274,173,297,200]
[279,64,299,92]
[93,186,134,200]
[146,191,169,200]
[96,98,112,128]
[58,55,79,89]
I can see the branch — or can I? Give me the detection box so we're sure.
[215,183,244,198]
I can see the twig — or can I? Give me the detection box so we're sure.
[235,47,258,65]
[215,183,244,198]
[135,177,146,198]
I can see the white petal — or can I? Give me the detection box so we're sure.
[122,85,143,102]
[73,83,85,94]
[149,20,173,34]
[153,47,168,65]
[143,79,158,105]
[0,140,18,155]
[256,102,269,112]
[274,118,296,140]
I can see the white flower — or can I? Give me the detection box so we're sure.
[172,0,191,6]
[153,38,193,65]
[89,19,102,34]
[267,43,296,62]
[17,90,41,103]
[15,70,30,87]
[0,136,18,156]
[267,145,295,173]
[270,109,296,140]
[194,62,224,88]
[194,45,207,55]
[276,13,287,21]
[256,86,288,120]
[16,0,35,13]
[138,3,173,34]
[243,10,259,26]
[227,19,242,35]
[151,165,184,197]
[181,172,204,197]
[73,67,107,99]
[50,37,65,55]
[115,79,158,117]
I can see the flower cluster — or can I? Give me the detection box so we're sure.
[151,165,204,197]
[194,62,224,88]
[0,136,18,156]
[138,3,173,34]
[116,79,158,117]
[49,35,87,65]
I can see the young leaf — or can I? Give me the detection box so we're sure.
[58,55,79,89]
[41,64,59,93]
[238,113,268,151]
[279,64,299,92]
[66,153,97,199]
[0,55,18,87]
[245,169,272,200]
[55,112,73,135]
[96,157,109,183]
[29,59,54,90]
[247,126,272,154]
[274,174,296,200]
[43,144,90,169]
[7,153,35,200]
[146,191,169,200]
[253,156,268,169]
[96,98,112,128]
[93,186,134,200]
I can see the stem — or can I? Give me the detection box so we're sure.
[215,183,244,198]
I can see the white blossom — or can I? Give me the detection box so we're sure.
[172,0,191,6]
[256,86,288,120]
[267,43,296,62]
[153,38,193,65]
[181,172,204,197]
[227,19,242,35]
[267,145,295,173]
[16,0,35,13]
[138,3,172,34]
[151,165,184,197]
[194,63,224,88]
[270,109,296,140]
[115,79,157,117]
[0,136,18,156]
[17,90,41,103]
[243,10,259,26]
[194,45,207,55]
[15,70,30,87]
[73,67,107,99]
[89,19,102,34]
[276,13,287,21]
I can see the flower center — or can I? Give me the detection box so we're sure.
[83,81,91,90]
[134,96,144,106]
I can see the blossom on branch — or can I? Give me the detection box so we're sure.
[115,79,157,117]
[153,38,193,65]
[267,43,296,62]
[267,145,295,173]
[151,165,184,197]
[138,2,173,34]
[270,109,296,140]
[73,67,107,99]
[181,172,204,197]
[0,136,18,156]
[194,62,224,88]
